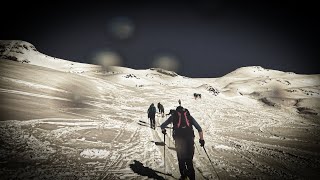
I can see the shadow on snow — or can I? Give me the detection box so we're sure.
[129,160,175,180]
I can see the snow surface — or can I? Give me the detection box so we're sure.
[0,40,320,179]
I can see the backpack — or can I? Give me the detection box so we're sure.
[159,104,164,112]
[148,106,156,117]
[151,106,156,113]
[172,107,194,138]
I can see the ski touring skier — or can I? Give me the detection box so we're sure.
[160,105,205,180]
[147,103,157,129]
[157,102,165,117]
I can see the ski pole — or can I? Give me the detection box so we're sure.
[164,133,166,178]
[203,146,220,180]
[195,143,201,155]
[168,124,171,147]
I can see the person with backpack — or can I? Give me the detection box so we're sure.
[147,103,157,129]
[160,105,205,180]
[157,102,165,117]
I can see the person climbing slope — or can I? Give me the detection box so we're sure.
[147,103,157,129]
[160,105,205,180]
[157,102,165,117]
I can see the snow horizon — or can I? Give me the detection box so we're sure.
[0,39,319,179]
[1,40,312,78]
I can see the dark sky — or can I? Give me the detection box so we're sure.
[1,0,319,77]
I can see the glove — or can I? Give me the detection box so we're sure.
[199,139,205,147]
[162,129,167,135]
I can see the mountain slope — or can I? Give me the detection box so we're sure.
[0,40,320,179]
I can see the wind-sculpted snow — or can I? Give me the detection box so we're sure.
[0,41,320,179]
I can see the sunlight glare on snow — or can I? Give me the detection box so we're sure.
[152,54,180,72]
[108,17,135,40]
[92,50,123,71]
[270,86,285,97]
[58,82,86,107]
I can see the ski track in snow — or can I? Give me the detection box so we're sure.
[0,53,319,179]
[2,82,319,179]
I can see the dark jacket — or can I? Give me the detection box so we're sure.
[148,104,156,118]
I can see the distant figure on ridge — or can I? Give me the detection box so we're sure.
[147,103,156,129]
[193,93,201,99]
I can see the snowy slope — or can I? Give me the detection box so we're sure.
[0,40,101,73]
[217,66,320,115]
[0,40,320,179]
